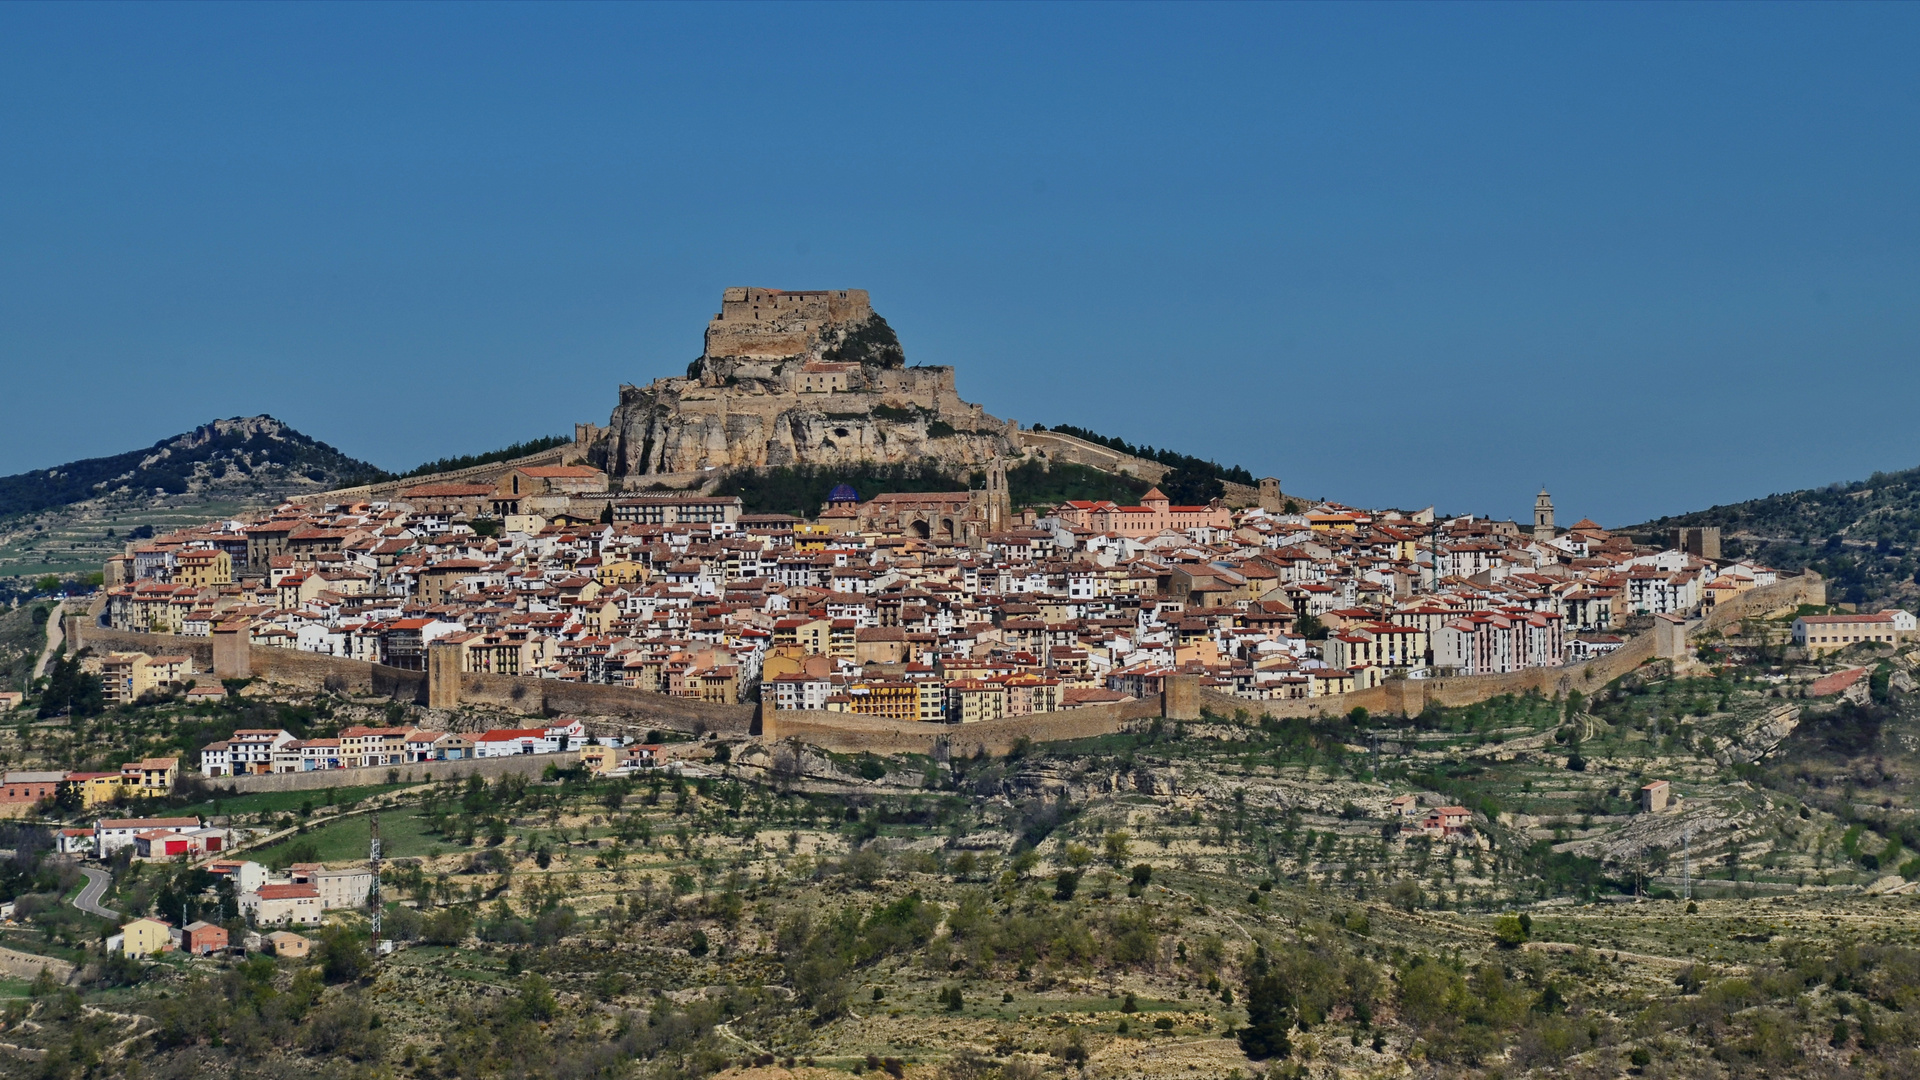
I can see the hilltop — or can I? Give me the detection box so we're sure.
[589,287,1018,481]
[0,416,386,519]
[1637,462,1920,606]
[0,416,386,584]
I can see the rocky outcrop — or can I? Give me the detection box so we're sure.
[589,288,1017,480]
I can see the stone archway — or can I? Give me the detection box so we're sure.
[912,520,931,540]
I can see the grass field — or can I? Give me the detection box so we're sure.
[182,783,419,821]
[247,806,444,865]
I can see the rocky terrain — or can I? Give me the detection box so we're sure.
[590,288,1018,481]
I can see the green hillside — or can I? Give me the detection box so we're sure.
[1638,464,1920,605]
[0,416,388,584]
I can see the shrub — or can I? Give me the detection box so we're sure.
[1054,871,1080,902]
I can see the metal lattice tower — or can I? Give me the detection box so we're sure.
[368,813,383,954]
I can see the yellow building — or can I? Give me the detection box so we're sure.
[116,917,173,955]
[120,757,178,795]
[597,559,648,586]
[792,524,837,553]
[679,666,741,705]
[68,772,129,808]
[843,680,920,721]
[172,549,232,589]
[96,652,165,705]
[946,680,1006,724]
[791,618,857,660]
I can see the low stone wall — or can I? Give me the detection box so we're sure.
[213,751,582,793]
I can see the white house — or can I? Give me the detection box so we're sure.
[240,883,323,927]
[96,817,201,858]
[217,729,298,776]
[198,741,232,777]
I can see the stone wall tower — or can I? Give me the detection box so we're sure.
[1533,489,1556,545]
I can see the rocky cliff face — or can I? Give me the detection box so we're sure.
[591,288,1016,480]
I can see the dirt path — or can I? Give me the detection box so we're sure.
[32,600,63,679]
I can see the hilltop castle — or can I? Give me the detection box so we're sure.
[585,287,1016,482]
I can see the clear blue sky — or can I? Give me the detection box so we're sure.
[3,3,1917,526]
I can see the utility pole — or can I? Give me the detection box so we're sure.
[1682,826,1692,903]
[368,813,383,956]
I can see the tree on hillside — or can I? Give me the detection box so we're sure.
[1239,949,1294,1060]
[38,653,102,719]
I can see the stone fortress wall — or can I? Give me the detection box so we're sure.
[704,287,873,359]
[295,442,577,507]
[214,750,585,794]
[68,575,1819,765]
[1014,427,1280,510]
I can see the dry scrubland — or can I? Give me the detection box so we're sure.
[3,617,1920,1079]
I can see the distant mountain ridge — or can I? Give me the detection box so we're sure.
[1637,462,1920,605]
[0,416,389,519]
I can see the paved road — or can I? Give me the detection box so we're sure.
[72,866,118,920]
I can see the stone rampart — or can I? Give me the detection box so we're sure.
[70,576,1823,758]
[71,626,215,669]
[764,698,1163,757]
[63,624,749,735]
[297,444,575,506]
[1016,430,1171,484]
[452,670,755,735]
[1199,574,1826,721]
[211,751,582,794]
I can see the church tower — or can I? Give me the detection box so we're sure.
[985,458,1011,534]
[1533,488,1555,545]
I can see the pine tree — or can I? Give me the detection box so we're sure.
[1238,949,1293,1060]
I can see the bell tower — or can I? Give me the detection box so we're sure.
[1533,488,1555,545]
[985,458,1011,534]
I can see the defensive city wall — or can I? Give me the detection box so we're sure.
[210,750,586,795]
[1013,428,1280,510]
[66,573,1820,760]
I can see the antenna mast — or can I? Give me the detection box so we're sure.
[368,812,383,955]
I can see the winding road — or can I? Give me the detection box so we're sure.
[72,866,118,920]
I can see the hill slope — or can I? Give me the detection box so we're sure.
[0,415,387,518]
[1637,463,1920,605]
[0,416,387,583]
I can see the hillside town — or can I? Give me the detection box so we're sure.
[93,463,1793,725]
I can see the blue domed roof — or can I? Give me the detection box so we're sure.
[827,483,861,504]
